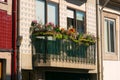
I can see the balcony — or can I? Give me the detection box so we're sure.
[33,36,96,70]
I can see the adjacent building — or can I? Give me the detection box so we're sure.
[0,0,17,80]
[0,0,12,80]
[99,0,120,80]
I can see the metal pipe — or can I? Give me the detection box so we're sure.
[100,0,110,80]
[96,0,100,80]
[11,0,17,80]
[101,0,110,10]
[96,0,110,80]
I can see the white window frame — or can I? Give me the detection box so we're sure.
[104,18,116,53]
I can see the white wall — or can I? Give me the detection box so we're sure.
[19,0,35,69]
[103,61,120,80]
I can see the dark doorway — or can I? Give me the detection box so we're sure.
[45,72,93,80]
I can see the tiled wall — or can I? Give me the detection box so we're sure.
[59,0,67,28]
[19,0,35,69]
[0,1,12,80]
[86,0,96,35]
[0,10,12,49]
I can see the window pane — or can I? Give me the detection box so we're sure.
[47,3,58,25]
[110,21,115,52]
[104,19,109,52]
[107,20,110,52]
[104,18,115,53]
[67,18,74,28]
[76,11,85,33]
[36,0,45,24]
[67,9,75,28]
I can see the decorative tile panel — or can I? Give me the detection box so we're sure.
[86,0,96,35]
[19,0,35,69]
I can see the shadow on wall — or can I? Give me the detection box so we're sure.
[66,0,87,6]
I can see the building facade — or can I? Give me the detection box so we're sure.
[18,0,97,80]
[99,0,120,80]
[0,0,12,80]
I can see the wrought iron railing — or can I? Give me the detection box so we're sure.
[33,36,96,65]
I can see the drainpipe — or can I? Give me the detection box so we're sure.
[96,0,100,80]
[16,0,23,80]
[12,0,17,80]
[96,0,110,80]
[99,0,110,79]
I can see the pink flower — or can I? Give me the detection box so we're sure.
[32,20,37,24]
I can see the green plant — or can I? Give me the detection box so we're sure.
[30,20,96,46]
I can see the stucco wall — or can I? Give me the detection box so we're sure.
[103,61,120,80]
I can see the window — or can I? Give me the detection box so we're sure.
[104,18,116,52]
[67,8,85,33]
[36,0,58,25]
[36,0,45,24]
[0,0,7,2]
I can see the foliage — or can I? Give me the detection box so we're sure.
[30,20,96,46]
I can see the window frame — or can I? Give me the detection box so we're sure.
[35,0,59,26]
[67,7,86,33]
[104,17,116,53]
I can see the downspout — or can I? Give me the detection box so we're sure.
[17,0,20,79]
[12,0,17,80]
[96,0,110,80]
[99,0,110,79]
[96,0,100,80]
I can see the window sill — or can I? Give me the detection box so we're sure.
[104,52,118,61]
[106,52,116,54]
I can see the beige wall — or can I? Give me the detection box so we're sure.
[0,52,11,80]
[0,0,12,15]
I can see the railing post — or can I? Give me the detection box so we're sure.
[44,36,47,63]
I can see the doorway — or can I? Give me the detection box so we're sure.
[45,72,93,80]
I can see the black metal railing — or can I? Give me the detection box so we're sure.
[33,36,96,65]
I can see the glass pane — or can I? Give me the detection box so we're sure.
[105,18,115,53]
[76,11,85,33]
[36,0,45,24]
[67,9,74,18]
[110,21,115,52]
[67,18,75,28]
[107,20,110,52]
[47,3,58,25]
[67,9,75,28]
[104,19,108,52]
